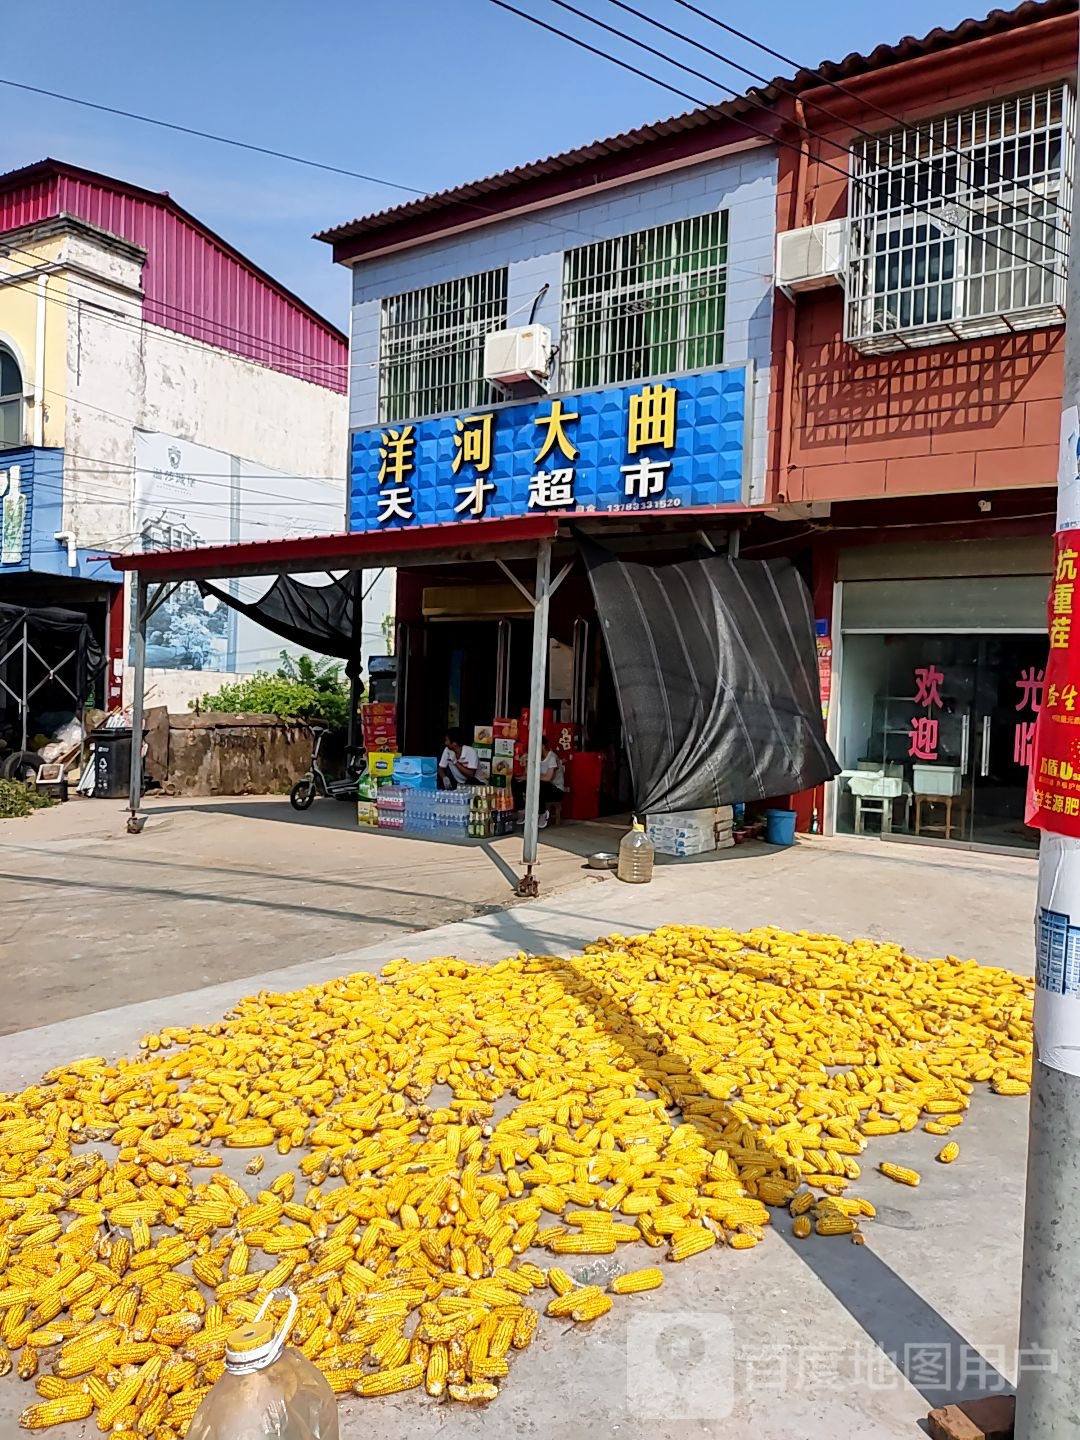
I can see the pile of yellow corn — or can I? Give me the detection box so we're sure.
[0,926,1033,1432]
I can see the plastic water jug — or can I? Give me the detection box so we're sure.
[617,818,654,883]
[186,1290,339,1440]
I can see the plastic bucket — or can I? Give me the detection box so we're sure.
[764,808,797,846]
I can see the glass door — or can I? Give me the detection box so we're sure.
[882,636,979,845]
[968,636,1044,852]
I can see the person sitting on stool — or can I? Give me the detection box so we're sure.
[513,735,565,828]
[438,728,478,790]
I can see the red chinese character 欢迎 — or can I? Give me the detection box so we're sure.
[908,715,939,761]
[913,665,945,709]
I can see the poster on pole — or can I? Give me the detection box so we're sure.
[1035,835,1080,1077]
[1026,532,1080,835]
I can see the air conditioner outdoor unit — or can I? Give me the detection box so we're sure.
[775,219,849,298]
[483,324,551,389]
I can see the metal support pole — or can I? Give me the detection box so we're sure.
[347,570,364,754]
[1016,36,1080,1435]
[127,575,148,833]
[517,539,552,898]
[20,616,28,752]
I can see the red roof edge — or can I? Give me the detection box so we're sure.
[1,158,347,345]
[316,0,1075,260]
[108,515,561,578]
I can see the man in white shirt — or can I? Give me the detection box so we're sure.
[438,729,479,789]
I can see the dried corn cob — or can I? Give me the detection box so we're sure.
[879,1163,921,1187]
[610,1268,663,1295]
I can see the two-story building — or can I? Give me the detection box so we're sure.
[766,0,1073,852]
[316,0,1070,852]
[318,92,784,802]
[0,158,350,743]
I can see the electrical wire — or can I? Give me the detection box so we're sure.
[600,0,1071,248]
[0,81,777,288]
[669,0,1069,215]
[498,0,1068,279]
[0,246,347,382]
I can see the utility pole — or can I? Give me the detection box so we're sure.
[1015,24,1080,1434]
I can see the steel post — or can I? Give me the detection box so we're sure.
[1015,29,1080,1434]
[127,575,148,829]
[518,540,552,896]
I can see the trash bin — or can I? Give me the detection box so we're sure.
[764,808,797,846]
[88,728,133,799]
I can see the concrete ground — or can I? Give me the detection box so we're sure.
[0,826,1039,1439]
[0,792,619,1034]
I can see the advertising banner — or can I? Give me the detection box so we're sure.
[349,366,749,533]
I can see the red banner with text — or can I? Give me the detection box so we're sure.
[1027,530,1080,834]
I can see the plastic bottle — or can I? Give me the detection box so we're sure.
[186,1290,339,1440]
[617,818,655,884]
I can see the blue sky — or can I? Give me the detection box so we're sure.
[3,0,990,325]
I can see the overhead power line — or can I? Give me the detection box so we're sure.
[669,0,1067,215]
[603,0,1069,233]
[0,78,427,199]
[487,0,1067,282]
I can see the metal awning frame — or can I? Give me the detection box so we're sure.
[117,516,566,891]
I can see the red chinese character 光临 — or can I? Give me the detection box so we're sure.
[1014,721,1035,767]
[913,665,945,709]
[1015,667,1046,713]
[908,715,940,761]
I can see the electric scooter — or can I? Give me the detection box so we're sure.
[289,726,365,810]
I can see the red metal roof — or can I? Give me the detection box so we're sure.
[109,515,561,582]
[317,0,1075,259]
[0,159,348,392]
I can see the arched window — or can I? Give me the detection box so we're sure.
[0,344,24,449]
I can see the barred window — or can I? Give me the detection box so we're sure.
[0,344,24,450]
[561,212,728,389]
[846,86,1073,352]
[378,270,508,422]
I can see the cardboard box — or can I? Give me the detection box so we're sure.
[367,751,399,780]
[474,746,492,763]
[493,737,515,757]
[394,755,437,778]
[491,755,514,778]
[492,717,518,740]
[362,702,396,719]
[476,760,491,783]
[474,725,494,748]
[356,801,378,827]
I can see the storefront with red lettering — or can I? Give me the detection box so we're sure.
[824,530,1051,853]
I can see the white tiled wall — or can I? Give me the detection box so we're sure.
[348,146,777,503]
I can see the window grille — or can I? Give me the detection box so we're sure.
[378,270,508,422]
[561,212,728,388]
[846,86,1073,352]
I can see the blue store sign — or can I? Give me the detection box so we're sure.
[349,365,750,533]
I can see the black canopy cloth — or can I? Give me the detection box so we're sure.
[580,541,839,814]
[0,602,105,698]
[197,574,359,675]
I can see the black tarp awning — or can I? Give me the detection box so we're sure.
[582,543,839,813]
[198,575,359,674]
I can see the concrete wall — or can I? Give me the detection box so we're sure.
[347,147,777,503]
[56,228,347,548]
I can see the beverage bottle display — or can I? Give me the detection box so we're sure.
[186,1291,339,1440]
[617,818,655,884]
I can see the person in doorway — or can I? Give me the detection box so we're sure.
[438,728,479,789]
[513,734,566,828]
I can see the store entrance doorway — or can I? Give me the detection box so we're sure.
[836,632,1045,853]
